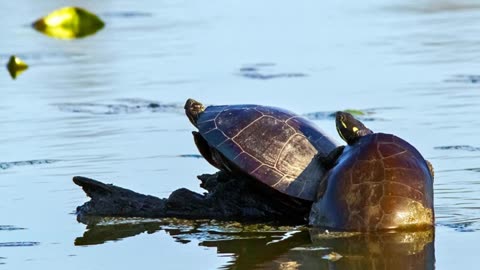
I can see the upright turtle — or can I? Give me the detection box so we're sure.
[184,98,340,202]
[310,111,434,231]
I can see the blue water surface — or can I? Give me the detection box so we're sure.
[1,0,480,269]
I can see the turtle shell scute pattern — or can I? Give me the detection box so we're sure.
[196,105,338,201]
[310,133,434,231]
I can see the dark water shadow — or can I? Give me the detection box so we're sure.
[0,242,39,247]
[148,154,203,159]
[0,52,85,66]
[101,11,153,18]
[75,221,162,246]
[75,218,435,270]
[445,74,480,84]
[238,63,307,80]
[0,225,26,231]
[438,167,480,173]
[387,2,480,14]
[440,221,478,232]
[178,154,203,158]
[0,159,58,170]
[434,145,480,152]
[55,99,183,115]
[303,107,401,122]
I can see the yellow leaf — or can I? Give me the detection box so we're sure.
[6,55,28,79]
[322,251,343,261]
[32,7,105,39]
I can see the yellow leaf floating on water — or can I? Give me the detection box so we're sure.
[6,55,28,79]
[322,251,343,261]
[32,7,105,39]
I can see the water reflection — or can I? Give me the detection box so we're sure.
[75,221,162,246]
[445,74,480,84]
[75,219,434,270]
[302,229,434,270]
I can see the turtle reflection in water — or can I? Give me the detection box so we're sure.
[74,218,434,270]
[185,98,339,216]
[310,111,434,231]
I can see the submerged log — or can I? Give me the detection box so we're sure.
[74,171,311,224]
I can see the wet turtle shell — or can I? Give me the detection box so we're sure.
[310,131,434,231]
[185,99,340,201]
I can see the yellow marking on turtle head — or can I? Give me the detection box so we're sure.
[341,121,347,129]
[337,125,346,142]
[352,126,359,133]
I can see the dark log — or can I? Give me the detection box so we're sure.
[74,171,311,224]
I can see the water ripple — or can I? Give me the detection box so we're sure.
[389,2,480,14]
[0,160,58,170]
[0,242,39,247]
[101,11,153,18]
[177,154,202,158]
[440,220,480,232]
[434,145,480,151]
[0,225,26,231]
[238,63,307,80]
[446,74,480,83]
[55,99,183,115]
[303,107,398,121]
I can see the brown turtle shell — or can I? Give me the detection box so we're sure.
[310,133,434,231]
[194,104,339,201]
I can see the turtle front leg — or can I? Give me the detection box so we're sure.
[319,146,345,170]
[315,146,345,200]
[193,131,222,169]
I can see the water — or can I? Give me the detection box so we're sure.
[1,0,480,269]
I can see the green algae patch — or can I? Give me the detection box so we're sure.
[343,109,367,116]
[32,7,105,39]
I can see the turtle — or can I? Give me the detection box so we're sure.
[184,98,340,202]
[309,111,434,231]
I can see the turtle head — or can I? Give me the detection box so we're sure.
[185,98,205,127]
[335,111,373,145]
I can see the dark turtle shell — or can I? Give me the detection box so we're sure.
[310,133,434,231]
[193,104,339,201]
